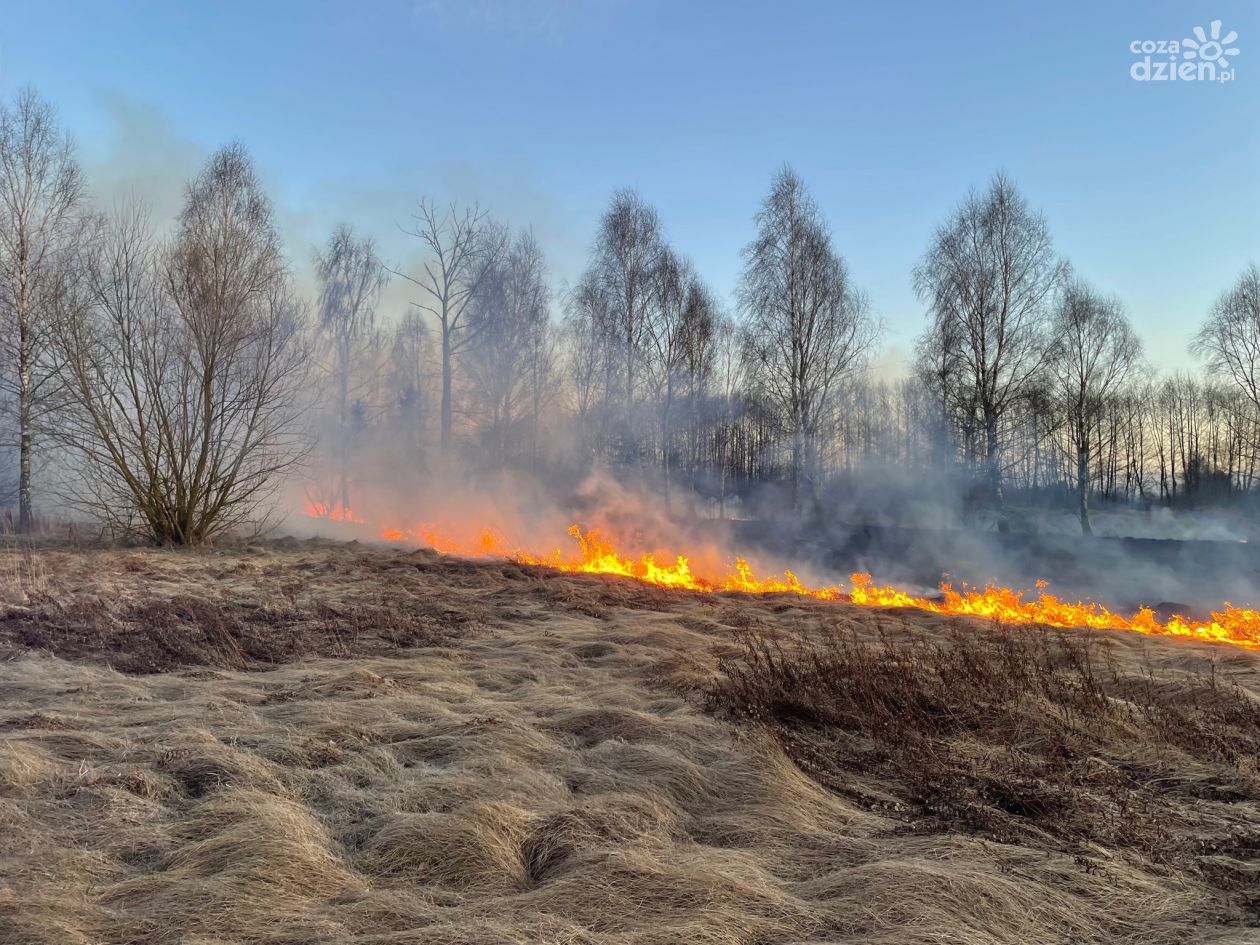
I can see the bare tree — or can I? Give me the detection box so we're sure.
[578,189,666,460]
[914,172,1066,531]
[711,313,744,517]
[522,294,558,473]
[678,276,718,498]
[644,248,715,500]
[914,317,976,469]
[54,147,309,545]
[395,199,506,452]
[739,166,876,511]
[387,310,433,469]
[1049,279,1141,534]
[562,276,611,464]
[1194,264,1260,415]
[0,89,85,531]
[464,229,553,469]
[311,224,388,516]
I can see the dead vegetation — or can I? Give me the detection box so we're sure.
[1,591,469,673]
[0,539,1258,944]
[709,619,1260,877]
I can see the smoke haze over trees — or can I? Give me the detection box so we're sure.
[0,86,1257,543]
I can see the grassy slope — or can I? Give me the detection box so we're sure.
[0,539,1257,944]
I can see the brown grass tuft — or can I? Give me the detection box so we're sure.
[359,801,533,891]
[103,789,362,942]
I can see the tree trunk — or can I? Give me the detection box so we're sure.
[530,362,541,473]
[1077,439,1092,536]
[17,319,32,534]
[18,397,31,533]
[985,412,1007,532]
[790,423,804,514]
[624,349,636,465]
[716,422,730,519]
[440,327,453,452]
[661,390,674,510]
[338,364,350,513]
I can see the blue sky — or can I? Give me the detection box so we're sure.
[1,0,1256,368]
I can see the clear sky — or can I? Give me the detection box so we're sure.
[0,0,1256,369]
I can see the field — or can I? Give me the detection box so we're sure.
[1,539,1258,944]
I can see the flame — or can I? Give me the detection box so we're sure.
[305,501,364,524]
[851,573,1260,648]
[370,522,1260,651]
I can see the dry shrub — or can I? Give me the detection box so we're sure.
[709,618,1260,864]
[0,546,50,604]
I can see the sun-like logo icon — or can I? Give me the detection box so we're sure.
[1183,20,1240,68]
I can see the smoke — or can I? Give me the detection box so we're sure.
[81,92,207,227]
[73,90,593,332]
[285,437,1260,620]
[46,91,1260,615]
[283,458,857,593]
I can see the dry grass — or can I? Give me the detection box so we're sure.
[709,618,1260,870]
[0,538,1256,944]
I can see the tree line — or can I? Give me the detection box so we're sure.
[0,88,1256,544]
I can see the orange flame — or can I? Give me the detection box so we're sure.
[305,501,364,524]
[373,522,1260,651]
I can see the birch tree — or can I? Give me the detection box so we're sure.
[1194,264,1260,415]
[464,229,553,468]
[644,248,715,499]
[0,89,85,531]
[914,172,1066,530]
[312,224,387,516]
[738,166,876,511]
[396,199,506,453]
[579,189,666,460]
[1049,279,1141,534]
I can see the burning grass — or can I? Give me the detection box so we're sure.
[371,521,1260,650]
[0,539,1258,944]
